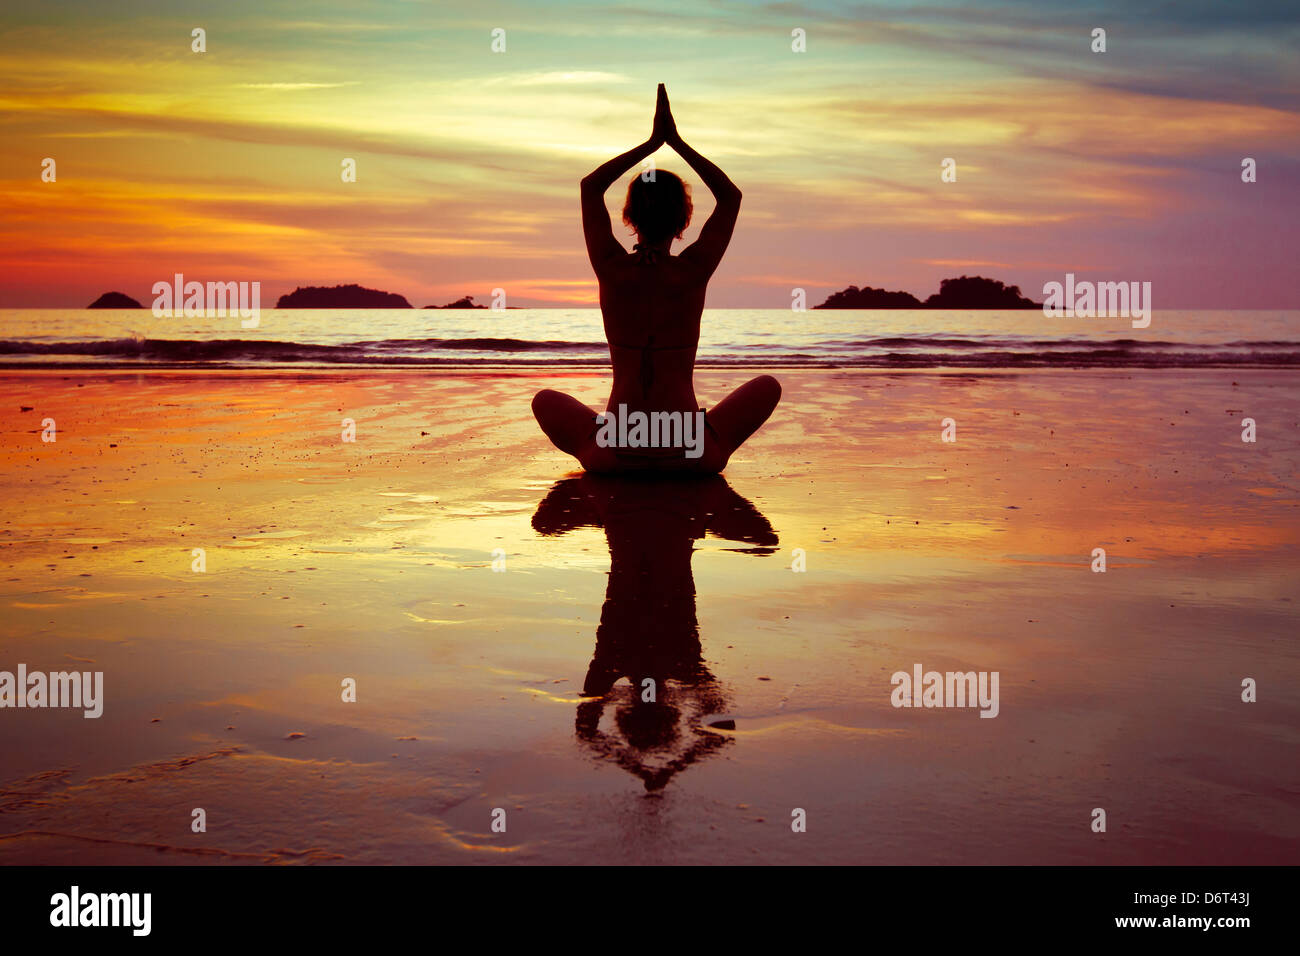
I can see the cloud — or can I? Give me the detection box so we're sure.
[236,82,360,91]
[495,72,631,86]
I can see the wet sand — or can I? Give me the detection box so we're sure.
[0,367,1297,864]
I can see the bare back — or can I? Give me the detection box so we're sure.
[598,250,708,414]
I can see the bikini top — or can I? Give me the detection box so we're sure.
[608,335,696,391]
[610,245,695,389]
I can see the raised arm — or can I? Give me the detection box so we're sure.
[581,138,658,271]
[659,87,742,277]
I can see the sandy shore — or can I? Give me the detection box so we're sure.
[0,367,1297,864]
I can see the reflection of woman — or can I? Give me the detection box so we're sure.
[533,474,778,791]
[532,84,781,474]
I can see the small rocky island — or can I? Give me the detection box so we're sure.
[424,296,487,309]
[816,275,1041,309]
[87,291,143,309]
[815,286,924,308]
[275,284,412,308]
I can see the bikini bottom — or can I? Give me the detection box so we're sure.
[591,408,720,461]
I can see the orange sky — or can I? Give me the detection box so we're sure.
[1,0,1298,307]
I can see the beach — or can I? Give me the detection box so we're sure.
[0,367,1297,865]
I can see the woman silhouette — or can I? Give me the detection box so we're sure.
[532,84,781,474]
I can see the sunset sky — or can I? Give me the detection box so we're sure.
[1,0,1297,308]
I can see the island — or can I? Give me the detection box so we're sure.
[275,284,412,308]
[815,286,923,309]
[424,296,487,309]
[87,291,143,309]
[815,275,1041,309]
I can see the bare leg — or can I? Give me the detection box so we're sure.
[704,375,782,465]
[532,389,598,457]
[532,380,780,475]
[535,389,651,473]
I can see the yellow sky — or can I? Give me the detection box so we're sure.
[1,0,1297,307]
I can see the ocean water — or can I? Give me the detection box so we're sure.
[0,308,1296,368]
